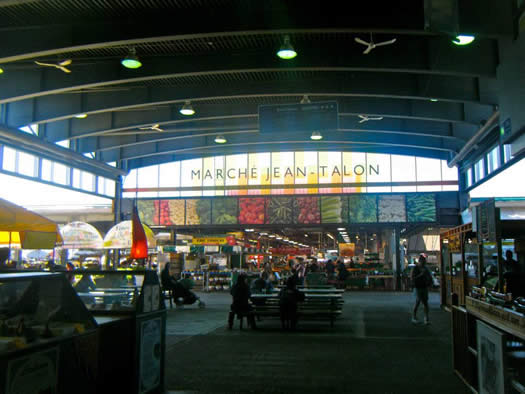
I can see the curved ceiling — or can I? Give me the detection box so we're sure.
[0,0,507,171]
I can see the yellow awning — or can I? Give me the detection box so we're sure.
[0,198,62,249]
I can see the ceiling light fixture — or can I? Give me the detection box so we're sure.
[326,233,334,240]
[121,48,142,69]
[310,131,323,140]
[430,98,438,102]
[245,228,254,232]
[75,113,88,119]
[0,67,3,74]
[276,237,282,240]
[214,135,227,144]
[180,100,195,116]
[337,228,345,231]
[452,35,475,46]
[300,95,311,104]
[277,35,297,59]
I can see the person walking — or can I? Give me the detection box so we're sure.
[411,254,432,325]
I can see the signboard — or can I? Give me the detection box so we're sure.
[139,318,162,394]
[339,243,355,257]
[192,236,226,245]
[6,347,58,394]
[123,151,457,196]
[259,101,338,133]
[192,236,235,246]
[268,247,312,255]
[477,199,499,242]
[136,193,438,227]
[477,320,506,394]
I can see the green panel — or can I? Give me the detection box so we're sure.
[212,198,238,224]
[265,197,293,224]
[348,195,377,223]
[137,200,156,225]
[320,195,347,223]
[406,194,436,222]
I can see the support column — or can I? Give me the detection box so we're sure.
[113,174,123,270]
[394,228,401,291]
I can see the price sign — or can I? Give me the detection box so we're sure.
[477,199,499,242]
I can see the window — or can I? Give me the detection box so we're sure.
[474,159,484,182]
[17,151,37,177]
[41,159,52,181]
[53,162,68,185]
[105,179,115,197]
[81,171,95,192]
[487,146,500,174]
[73,168,81,189]
[2,147,16,172]
[56,140,70,149]
[416,157,442,191]
[19,124,37,135]
[391,155,416,192]
[137,165,159,198]
[467,168,473,188]
[503,144,513,163]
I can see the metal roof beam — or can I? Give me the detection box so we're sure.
[0,47,496,104]
[98,130,460,163]
[5,75,495,132]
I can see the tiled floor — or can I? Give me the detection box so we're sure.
[163,291,469,394]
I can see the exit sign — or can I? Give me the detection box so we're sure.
[258,101,338,133]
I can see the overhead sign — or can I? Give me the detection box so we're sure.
[258,101,338,133]
[192,236,235,246]
[476,199,499,242]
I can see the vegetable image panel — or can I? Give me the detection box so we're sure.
[168,200,185,225]
[239,198,265,224]
[407,194,436,222]
[158,200,173,225]
[212,198,238,224]
[321,196,344,223]
[266,197,293,224]
[348,195,377,223]
[294,197,320,224]
[185,199,210,225]
[378,195,406,222]
[138,200,156,225]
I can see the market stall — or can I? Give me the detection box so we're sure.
[0,272,98,394]
[450,199,525,393]
[103,220,157,268]
[70,269,166,394]
[59,221,104,269]
[0,198,62,268]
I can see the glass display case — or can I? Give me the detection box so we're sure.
[70,270,162,315]
[0,272,96,354]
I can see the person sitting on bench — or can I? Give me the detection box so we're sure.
[161,263,204,307]
[251,271,273,294]
[279,275,305,331]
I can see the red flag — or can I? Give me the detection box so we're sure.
[130,203,148,259]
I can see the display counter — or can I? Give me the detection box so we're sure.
[0,272,98,394]
[452,295,525,393]
[71,269,166,394]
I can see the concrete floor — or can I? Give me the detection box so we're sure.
[164,291,468,394]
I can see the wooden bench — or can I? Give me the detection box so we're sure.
[250,293,344,328]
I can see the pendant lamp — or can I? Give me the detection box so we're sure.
[130,203,148,259]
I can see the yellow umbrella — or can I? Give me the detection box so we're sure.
[0,198,62,249]
[103,220,156,249]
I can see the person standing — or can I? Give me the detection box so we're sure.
[411,254,432,325]
[503,250,523,298]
